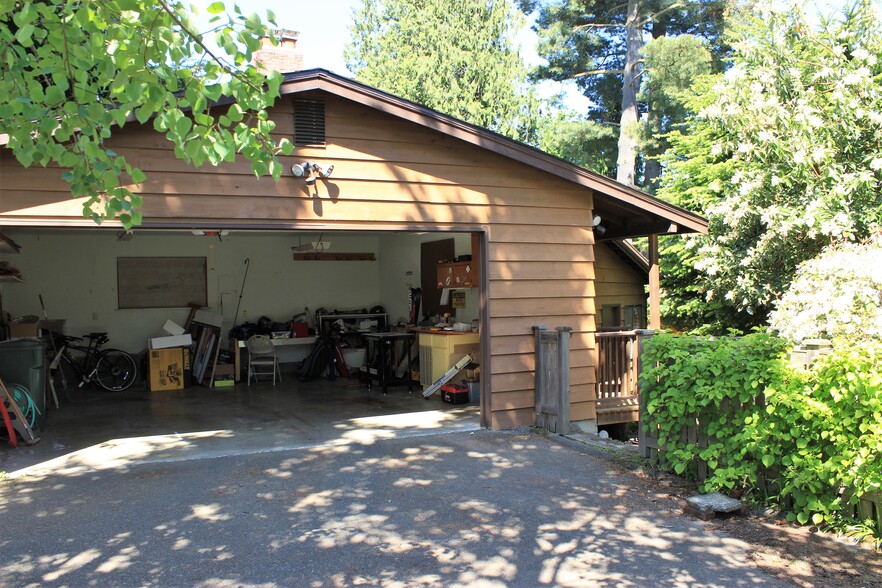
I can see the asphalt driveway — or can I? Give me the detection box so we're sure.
[0,429,791,587]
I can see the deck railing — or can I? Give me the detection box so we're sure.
[595,330,640,425]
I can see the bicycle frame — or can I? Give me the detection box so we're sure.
[55,338,103,389]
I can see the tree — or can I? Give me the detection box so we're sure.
[521,0,727,185]
[0,1,292,228]
[657,1,882,331]
[345,0,543,144]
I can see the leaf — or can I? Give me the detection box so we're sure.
[761,454,775,468]
[207,2,226,14]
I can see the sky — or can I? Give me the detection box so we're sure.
[190,0,877,113]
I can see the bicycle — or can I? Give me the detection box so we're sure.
[47,331,138,392]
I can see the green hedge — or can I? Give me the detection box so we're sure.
[641,332,882,535]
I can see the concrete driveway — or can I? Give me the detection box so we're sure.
[0,429,792,587]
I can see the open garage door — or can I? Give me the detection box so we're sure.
[0,226,486,474]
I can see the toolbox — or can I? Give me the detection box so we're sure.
[441,383,470,404]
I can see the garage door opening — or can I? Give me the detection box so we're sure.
[0,226,486,474]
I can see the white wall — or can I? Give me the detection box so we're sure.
[378,232,479,327]
[1,229,384,352]
[1,228,480,351]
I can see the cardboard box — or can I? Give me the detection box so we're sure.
[149,347,188,391]
[148,334,193,349]
[8,322,39,339]
[162,319,186,336]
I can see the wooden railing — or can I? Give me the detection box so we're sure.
[595,330,640,425]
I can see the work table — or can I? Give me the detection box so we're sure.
[410,328,479,336]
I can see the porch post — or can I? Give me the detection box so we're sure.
[648,234,660,330]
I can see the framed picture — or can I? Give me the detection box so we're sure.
[117,257,208,309]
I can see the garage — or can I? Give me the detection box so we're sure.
[0,69,705,468]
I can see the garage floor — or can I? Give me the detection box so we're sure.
[1,370,480,477]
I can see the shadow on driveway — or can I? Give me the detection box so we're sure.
[0,430,790,587]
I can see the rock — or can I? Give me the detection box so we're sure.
[684,492,743,520]
[598,430,609,439]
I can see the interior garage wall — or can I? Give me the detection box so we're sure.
[378,232,478,327]
[0,229,383,352]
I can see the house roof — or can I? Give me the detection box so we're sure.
[279,69,708,239]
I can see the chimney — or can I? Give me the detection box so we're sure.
[253,29,304,74]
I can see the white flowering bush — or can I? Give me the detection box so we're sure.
[770,236,882,342]
[658,1,882,330]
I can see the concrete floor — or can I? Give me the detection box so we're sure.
[0,370,480,477]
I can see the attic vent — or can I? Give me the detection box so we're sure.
[293,99,326,147]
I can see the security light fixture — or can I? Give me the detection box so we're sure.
[292,161,335,183]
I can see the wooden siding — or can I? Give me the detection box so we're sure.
[594,242,647,322]
[0,94,601,429]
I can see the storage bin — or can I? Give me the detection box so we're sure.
[0,339,47,430]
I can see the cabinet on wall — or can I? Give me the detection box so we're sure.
[417,331,480,388]
[436,260,478,289]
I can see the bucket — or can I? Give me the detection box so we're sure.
[464,379,480,404]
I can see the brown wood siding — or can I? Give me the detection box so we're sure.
[0,94,601,429]
[594,243,647,324]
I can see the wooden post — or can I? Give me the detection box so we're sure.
[556,327,572,435]
[648,234,660,330]
[635,329,655,458]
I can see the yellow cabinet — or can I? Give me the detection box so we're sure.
[418,331,480,388]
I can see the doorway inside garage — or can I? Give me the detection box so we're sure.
[0,227,486,474]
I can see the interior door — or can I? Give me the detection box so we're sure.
[420,238,455,321]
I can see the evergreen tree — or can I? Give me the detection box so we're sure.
[521,0,728,185]
[345,0,543,144]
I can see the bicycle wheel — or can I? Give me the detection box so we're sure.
[94,349,138,391]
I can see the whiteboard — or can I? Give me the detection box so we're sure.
[117,257,208,309]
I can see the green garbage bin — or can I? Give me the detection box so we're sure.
[0,339,47,431]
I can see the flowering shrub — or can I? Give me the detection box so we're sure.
[658,2,882,329]
[769,236,882,343]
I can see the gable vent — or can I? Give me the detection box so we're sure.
[293,99,326,147]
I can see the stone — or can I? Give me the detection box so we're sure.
[685,492,743,520]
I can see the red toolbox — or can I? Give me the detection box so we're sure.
[441,383,470,404]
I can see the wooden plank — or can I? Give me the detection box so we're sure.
[490,332,595,355]
[488,242,595,263]
[489,261,595,281]
[488,315,596,337]
[571,400,597,421]
[490,297,594,318]
[490,407,535,429]
[488,224,594,245]
[491,349,594,375]
[488,279,595,299]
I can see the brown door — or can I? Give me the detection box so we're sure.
[420,238,455,321]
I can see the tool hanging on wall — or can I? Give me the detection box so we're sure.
[232,258,250,327]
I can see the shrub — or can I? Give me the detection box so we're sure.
[769,235,882,343]
[641,333,882,537]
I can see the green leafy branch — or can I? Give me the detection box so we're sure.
[0,0,293,228]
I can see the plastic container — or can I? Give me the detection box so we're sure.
[464,378,480,404]
[0,338,47,430]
